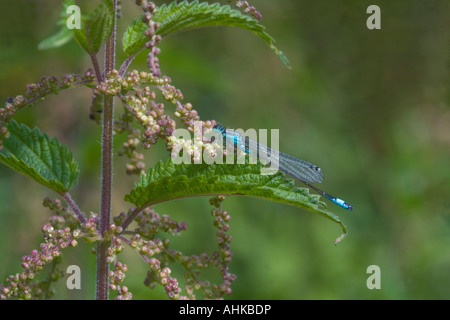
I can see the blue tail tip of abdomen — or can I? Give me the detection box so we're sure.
[332,198,354,211]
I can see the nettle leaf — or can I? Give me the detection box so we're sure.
[38,0,76,50]
[122,0,291,68]
[38,26,74,51]
[39,0,114,54]
[0,121,79,194]
[125,158,347,243]
[73,0,115,54]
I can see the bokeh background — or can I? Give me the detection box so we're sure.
[0,0,449,299]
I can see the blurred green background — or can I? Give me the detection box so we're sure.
[0,0,449,299]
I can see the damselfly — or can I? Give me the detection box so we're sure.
[213,124,353,211]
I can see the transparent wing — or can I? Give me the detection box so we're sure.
[230,131,324,183]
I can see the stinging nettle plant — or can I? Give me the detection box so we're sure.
[0,0,348,300]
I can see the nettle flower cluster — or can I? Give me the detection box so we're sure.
[0,198,97,300]
[138,0,162,77]
[97,68,215,175]
[0,71,96,150]
[232,0,262,20]
[107,202,236,300]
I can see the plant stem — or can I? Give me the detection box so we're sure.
[62,192,87,224]
[96,0,117,301]
[89,53,103,82]
[121,205,145,231]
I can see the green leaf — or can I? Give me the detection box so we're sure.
[38,0,76,50]
[125,158,347,243]
[38,0,114,54]
[38,26,74,51]
[73,0,115,54]
[122,0,291,68]
[0,121,79,194]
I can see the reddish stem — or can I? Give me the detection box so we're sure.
[96,0,117,301]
